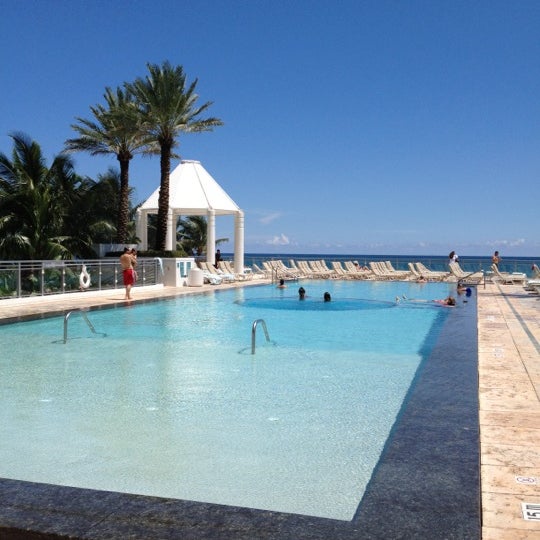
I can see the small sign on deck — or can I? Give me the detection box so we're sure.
[522,502,540,521]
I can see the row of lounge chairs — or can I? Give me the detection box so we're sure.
[247,259,481,282]
[198,261,255,285]
[199,258,540,286]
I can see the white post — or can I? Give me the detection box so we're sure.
[207,209,216,264]
[165,208,175,251]
[136,209,147,250]
[234,210,245,274]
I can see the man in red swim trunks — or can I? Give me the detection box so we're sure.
[120,247,136,300]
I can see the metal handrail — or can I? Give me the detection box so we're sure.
[63,309,106,343]
[251,319,270,354]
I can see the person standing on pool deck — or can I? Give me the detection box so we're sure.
[130,248,138,282]
[120,247,136,300]
[492,250,501,266]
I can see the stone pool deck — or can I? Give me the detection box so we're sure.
[477,282,540,539]
[0,280,538,538]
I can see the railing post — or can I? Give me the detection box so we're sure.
[17,262,21,298]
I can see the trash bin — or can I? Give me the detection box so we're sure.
[188,268,204,287]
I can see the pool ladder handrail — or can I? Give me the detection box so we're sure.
[251,319,270,354]
[63,309,104,343]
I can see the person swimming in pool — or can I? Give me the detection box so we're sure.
[298,286,306,300]
[324,292,331,302]
[397,295,456,306]
[434,296,456,306]
[277,278,286,288]
[457,282,472,297]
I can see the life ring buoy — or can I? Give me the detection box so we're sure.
[79,265,91,289]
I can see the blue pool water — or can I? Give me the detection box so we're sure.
[0,280,456,521]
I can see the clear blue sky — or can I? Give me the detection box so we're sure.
[1,0,538,256]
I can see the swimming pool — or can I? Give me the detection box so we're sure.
[0,280,480,537]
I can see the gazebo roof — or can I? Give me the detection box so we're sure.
[139,160,241,215]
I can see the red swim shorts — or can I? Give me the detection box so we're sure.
[123,268,135,286]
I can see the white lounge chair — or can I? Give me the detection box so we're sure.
[383,261,412,280]
[490,264,527,284]
[331,261,355,279]
[415,262,450,281]
[222,261,253,281]
[448,262,484,284]
[200,261,236,282]
[201,271,222,285]
[343,261,374,279]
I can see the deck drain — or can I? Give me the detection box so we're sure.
[516,476,537,485]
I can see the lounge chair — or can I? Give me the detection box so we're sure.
[343,261,374,279]
[448,262,484,284]
[414,262,449,281]
[368,261,409,280]
[368,262,393,280]
[295,261,317,278]
[275,260,301,279]
[331,261,355,279]
[199,268,222,285]
[200,261,236,282]
[408,262,424,280]
[490,264,527,285]
[222,261,253,281]
[524,280,540,294]
[308,260,335,278]
[252,263,268,278]
[383,261,412,280]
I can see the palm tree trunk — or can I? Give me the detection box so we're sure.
[155,141,172,251]
[116,157,130,243]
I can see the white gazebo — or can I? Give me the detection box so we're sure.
[136,160,245,273]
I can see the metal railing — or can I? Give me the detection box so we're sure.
[0,258,163,300]
[251,319,270,354]
[63,309,106,343]
[242,255,537,277]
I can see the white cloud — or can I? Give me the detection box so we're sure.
[258,212,282,225]
[485,238,526,247]
[267,233,290,246]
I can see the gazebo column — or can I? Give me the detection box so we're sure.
[233,211,244,274]
[165,209,175,251]
[135,209,147,250]
[207,209,216,264]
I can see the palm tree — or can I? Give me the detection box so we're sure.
[0,133,83,259]
[127,61,223,251]
[65,168,121,251]
[65,86,146,243]
[177,215,228,256]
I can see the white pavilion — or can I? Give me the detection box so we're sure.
[135,160,245,273]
